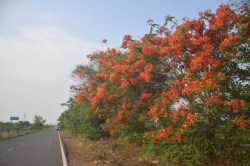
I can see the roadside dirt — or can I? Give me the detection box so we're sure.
[60,131,159,166]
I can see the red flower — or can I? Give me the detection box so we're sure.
[123,34,132,42]
[70,85,75,90]
[141,92,152,100]
[102,38,107,43]
[147,19,154,24]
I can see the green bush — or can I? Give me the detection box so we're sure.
[79,108,107,140]
[143,127,250,166]
[143,139,208,165]
[58,100,107,140]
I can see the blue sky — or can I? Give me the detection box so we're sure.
[0,0,230,124]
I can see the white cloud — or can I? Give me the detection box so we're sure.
[0,26,104,123]
[0,26,102,81]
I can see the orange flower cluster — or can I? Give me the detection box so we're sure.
[226,100,245,111]
[141,92,153,101]
[70,4,248,142]
[235,118,248,129]
[150,129,168,143]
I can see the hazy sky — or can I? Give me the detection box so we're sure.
[0,0,229,124]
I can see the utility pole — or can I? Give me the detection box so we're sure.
[24,112,26,122]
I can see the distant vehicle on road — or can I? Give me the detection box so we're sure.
[56,127,60,131]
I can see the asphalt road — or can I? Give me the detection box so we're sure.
[0,128,63,166]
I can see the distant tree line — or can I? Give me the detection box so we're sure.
[0,115,48,133]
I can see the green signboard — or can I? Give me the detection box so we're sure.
[10,117,19,121]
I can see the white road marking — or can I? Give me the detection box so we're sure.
[58,131,68,166]
[20,143,24,146]
[7,148,13,151]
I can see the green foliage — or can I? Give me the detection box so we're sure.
[0,121,47,140]
[143,142,207,166]
[143,125,250,165]
[0,121,31,132]
[31,115,46,129]
[79,104,107,140]
[0,121,4,131]
[58,98,107,140]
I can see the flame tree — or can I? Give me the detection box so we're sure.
[60,3,249,165]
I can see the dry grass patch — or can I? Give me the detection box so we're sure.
[60,131,159,166]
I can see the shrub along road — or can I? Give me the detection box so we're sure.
[0,128,63,166]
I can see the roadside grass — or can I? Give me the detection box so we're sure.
[60,131,159,166]
[60,130,250,166]
[0,131,19,140]
[0,130,35,140]
[0,126,52,141]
